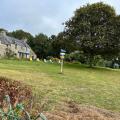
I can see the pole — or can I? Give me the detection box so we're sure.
[61,59,63,73]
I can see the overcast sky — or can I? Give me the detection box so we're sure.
[0,0,120,36]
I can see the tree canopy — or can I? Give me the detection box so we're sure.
[8,29,33,40]
[65,2,120,66]
[32,33,51,59]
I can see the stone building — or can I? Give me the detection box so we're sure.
[0,31,36,59]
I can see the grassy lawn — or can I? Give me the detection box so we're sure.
[0,59,120,112]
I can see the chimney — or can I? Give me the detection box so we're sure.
[0,31,6,37]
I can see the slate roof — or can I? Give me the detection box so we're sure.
[0,34,30,48]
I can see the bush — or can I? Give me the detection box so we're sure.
[0,77,32,107]
[0,77,47,120]
[65,51,86,63]
[0,95,47,120]
[51,57,60,63]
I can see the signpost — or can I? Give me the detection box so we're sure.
[60,49,66,73]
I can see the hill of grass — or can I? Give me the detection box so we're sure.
[0,59,120,112]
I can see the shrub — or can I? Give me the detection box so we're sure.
[0,77,47,120]
[65,51,86,63]
[0,95,47,120]
[51,57,60,63]
[0,77,32,107]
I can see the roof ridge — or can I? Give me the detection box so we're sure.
[0,34,29,47]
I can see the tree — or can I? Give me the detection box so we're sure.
[65,2,120,67]
[51,32,76,57]
[8,29,33,40]
[32,33,50,59]
[51,32,65,57]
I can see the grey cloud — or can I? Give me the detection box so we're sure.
[0,0,120,36]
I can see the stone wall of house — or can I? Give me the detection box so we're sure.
[0,41,7,57]
[11,44,17,55]
[30,49,37,59]
[11,44,29,58]
[0,42,36,59]
[0,31,36,59]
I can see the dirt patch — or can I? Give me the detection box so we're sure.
[45,101,120,120]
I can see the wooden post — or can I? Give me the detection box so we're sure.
[61,59,63,73]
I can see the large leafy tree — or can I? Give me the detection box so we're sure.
[65,2,120,67]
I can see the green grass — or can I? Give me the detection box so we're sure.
[0,59,120,112]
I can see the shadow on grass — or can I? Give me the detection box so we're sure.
[64,62,119,73]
